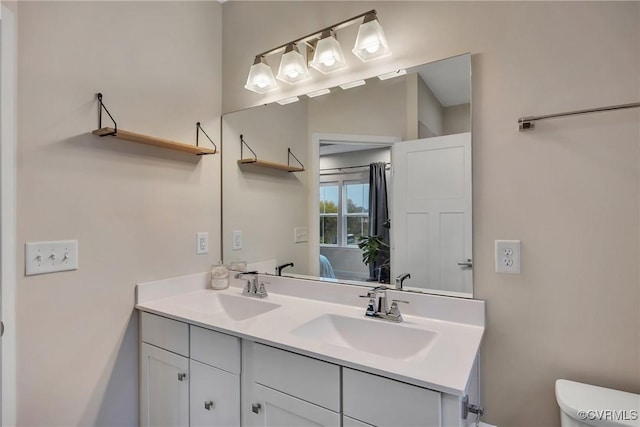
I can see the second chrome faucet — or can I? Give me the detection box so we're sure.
[360,286,408,323]
[235,272,268,299]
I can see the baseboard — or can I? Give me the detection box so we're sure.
[479,422,497,427]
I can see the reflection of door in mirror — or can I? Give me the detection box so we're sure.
[392,133,472,296]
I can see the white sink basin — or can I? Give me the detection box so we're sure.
[290,314,437,360]
[175,292,281,321]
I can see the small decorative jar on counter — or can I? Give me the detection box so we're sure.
[210,262,229,290]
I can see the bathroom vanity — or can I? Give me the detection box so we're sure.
[136,272,484,427]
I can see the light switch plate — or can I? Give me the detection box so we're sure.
[25,240,78,276]
[495,240,521,274]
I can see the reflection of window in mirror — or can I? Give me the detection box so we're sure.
[319,183,339,245]
[320,179,370,247]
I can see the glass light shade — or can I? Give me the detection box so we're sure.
[244,57,278,94]
[276,44,311,85]
[310,33,348,74]
[352,18,391,62]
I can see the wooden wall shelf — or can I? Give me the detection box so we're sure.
[237,158,304,172]
[92,93,217,156]
[238,134,304,173]
[93,128,216,156]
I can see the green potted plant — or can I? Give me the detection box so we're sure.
[357,235,390,282]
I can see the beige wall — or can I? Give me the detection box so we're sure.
[443,103,471,136]
[308,76,407,139]
[222,102,309,275]
[17,2,221,425]
[222,2,640,426]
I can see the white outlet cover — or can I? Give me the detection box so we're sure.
[495,240,521,274]
[232,230,242,251]
[294,227,308,243]
[25,240,78,276]
[196,232,209,255]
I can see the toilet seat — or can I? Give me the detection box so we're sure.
[556,379,640,427]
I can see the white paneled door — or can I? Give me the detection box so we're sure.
[1,4,18,425]
[392,133,472,295]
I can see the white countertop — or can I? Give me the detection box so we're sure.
[136,272,485,397]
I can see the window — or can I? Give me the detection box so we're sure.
[319,184,339,245]
[319,179,369,247]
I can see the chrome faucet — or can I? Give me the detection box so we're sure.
[360,286,408,323]
[235,271,268,298]
[395,273,411,290]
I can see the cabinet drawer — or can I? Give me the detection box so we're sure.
[252,343,340,412]
[343,368,441,427]
[140,312,189,357]
[190,325,240,374]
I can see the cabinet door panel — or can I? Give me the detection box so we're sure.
[249,383,340,427]
[343,368,441,427]
[343,416,374,427]
[141,343,189,427]
[252,344,340,411]
[190,325,241,374]
[140,312,189,357]
[190,359,240,427]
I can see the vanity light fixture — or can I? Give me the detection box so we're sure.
[310,30,349,74]
[352,12,392,62]
[306,88,331,98]
[276,44,311,85]
[276,96,300,106]
[339,80,366,90]
[245,56,278,94]
[244,9,391,94]
[378,69,407,80]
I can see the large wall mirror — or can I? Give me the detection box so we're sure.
[222,53,472,297]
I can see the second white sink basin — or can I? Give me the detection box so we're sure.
[175,292,281,321]
[290,314,437,360]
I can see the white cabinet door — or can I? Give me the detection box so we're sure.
[189,359,240,427]
[343,416,374,427]
[343,368,441,427]
[140,343,189,427]
[247,383,340,427]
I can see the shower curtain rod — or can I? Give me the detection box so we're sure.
[518,101,640,131]
[320,162,390,172]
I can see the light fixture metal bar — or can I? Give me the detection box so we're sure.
[518,101,640,131]
[256,9,376,58]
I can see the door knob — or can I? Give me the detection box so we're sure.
[177,373,187,381]
[204,401,215,410]
[251,403,262,414]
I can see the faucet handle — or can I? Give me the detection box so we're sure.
[388,299,409,321]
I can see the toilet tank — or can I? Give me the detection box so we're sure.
[556,379,640,427]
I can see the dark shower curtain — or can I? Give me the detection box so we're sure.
[368,162,390,283]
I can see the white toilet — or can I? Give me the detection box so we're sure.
[556,379,640,427]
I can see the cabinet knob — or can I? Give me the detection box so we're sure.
[251,403,262,414]
[204,401,215,411]
[177,373,187,381]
